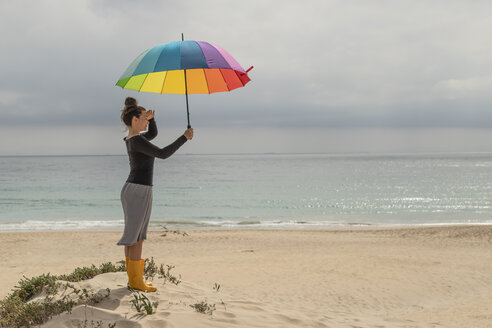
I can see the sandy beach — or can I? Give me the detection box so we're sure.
[1,226,492,327]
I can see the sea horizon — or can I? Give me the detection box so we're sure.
[2,150,492,157]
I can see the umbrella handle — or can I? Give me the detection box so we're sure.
[184,68,191,129]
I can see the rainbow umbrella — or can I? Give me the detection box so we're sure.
[116,35,253,128]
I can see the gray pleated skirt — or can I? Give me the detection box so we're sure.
[117,182,153,246]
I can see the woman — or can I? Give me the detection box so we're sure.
[118,97,193,292]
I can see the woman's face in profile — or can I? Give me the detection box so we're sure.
[134,110,149,131]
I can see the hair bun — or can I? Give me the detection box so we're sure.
[124,97,137,108]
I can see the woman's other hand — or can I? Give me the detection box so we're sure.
[184,128,194,140]
[146,110,155,120]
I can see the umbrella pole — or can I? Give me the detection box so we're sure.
[184,70,191,129]
[182,33,191,129]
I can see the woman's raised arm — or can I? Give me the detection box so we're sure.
[141,118,158,141]
[133,134,187,160]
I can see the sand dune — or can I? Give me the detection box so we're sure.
[1,226,492,327]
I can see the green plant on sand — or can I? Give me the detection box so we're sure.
[0,262,124,328]
[190,300,216,315]
[77,319,117,328]
[158,264,181,285]
[1,259,197,326]
[143,257,158,281]
[127,287,158,315]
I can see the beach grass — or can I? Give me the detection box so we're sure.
[0,258,185,327]
[189,300,216,315]
[128,288,158,315]
[0,262,124,328]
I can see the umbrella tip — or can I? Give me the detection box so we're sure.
[181,33,184,41]
[246,66,254,73]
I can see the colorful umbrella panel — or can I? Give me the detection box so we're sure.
[116,41,251,94]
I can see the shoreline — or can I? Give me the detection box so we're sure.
[1,221,492,233]
[2,225,492,327]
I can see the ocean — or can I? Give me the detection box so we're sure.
[0,153,491,231]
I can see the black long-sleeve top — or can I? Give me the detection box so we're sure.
[124,118,187,186]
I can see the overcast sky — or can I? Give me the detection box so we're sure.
[1,0,492,155]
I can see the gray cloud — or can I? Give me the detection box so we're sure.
[1,1,492,154]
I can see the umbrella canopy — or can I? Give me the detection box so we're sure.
[116,40,252,94]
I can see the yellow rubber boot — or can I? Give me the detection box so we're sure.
[128,259,157,292]
[126,257,152,286]
[140,259,153,286]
